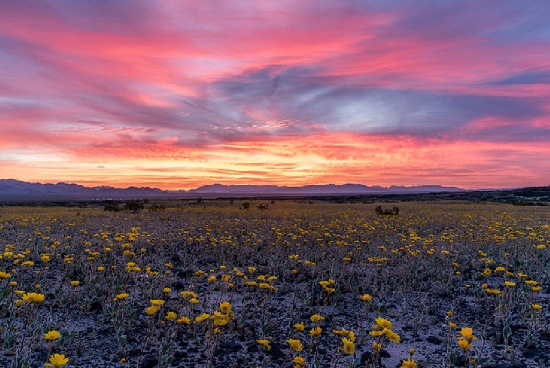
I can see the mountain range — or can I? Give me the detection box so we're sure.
[0,179,465,201]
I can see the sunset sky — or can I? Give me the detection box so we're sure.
[1,1,549,190]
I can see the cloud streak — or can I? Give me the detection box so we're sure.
[1,0,549,189]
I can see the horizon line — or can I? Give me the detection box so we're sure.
[2,177,542,192]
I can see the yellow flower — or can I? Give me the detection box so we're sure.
[294,322,305,331]
[459,327,477,341]
[293,356,305,366]
[457,337,472,350]
[114,293,129,301]
[189,297,199,304]
[70,280,79,287]
[360,293,372,301]
[22,292,45,304]
[163,287,171,293]
[375,317,392,330]
[287,339,303,352]
[348,330,356,342]
[449,322,457,329]
[0,271,11,279]
[146,306,159,316]
[310,314,324,322]
[180,291,197,299]
[400,358,417,368]
[257,339,271,350]
[385,329,401,343]
[165,311,177,321]
[44,330,61,341]
[485,288,502,295]
[150,299,165,306]
[531,304,542,310]
[211,311,230,326]
[369,328,384,337]
[504,281,516,287]
[342,337,355,354]
[310,326,322,336]
[373,341,382,352]
[194,312,210,323]
[332,328,349,336]
[220,301,232,313]
[15,300,23,307]
[45,353,69,367]
[177,316,190,325]
[532,286,542,292]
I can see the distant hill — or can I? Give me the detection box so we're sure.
[190,183,464,195]
[0,179,175,201]
[0,179,464,201]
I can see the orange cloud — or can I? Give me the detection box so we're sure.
[2,132,548,190]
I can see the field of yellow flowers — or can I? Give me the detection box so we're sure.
[0,200,548,367]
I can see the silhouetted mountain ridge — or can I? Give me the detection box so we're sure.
[0,179,169,200]
[0,179,464,199]
[190,183,464,194]
[1,179,548,204]
[0,179,465,201]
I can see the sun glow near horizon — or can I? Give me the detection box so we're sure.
[2,131,548,190]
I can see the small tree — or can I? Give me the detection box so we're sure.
[375,205,399,217]
[124,200,145,212]
[103,202,121,212]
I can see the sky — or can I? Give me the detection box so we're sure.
[1,0,549,190]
